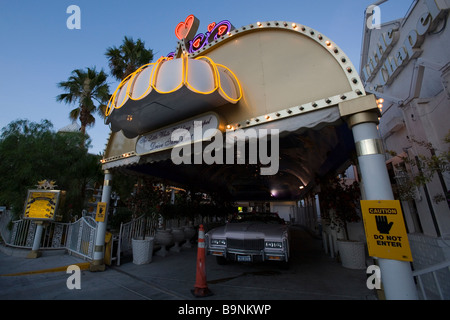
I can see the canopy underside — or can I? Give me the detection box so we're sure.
[107,107,356,201]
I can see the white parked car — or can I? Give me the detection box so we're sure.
[205,212,290,266]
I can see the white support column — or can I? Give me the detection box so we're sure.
[349,111,418,300]
[27,221,44,259]
[90,170,113,271]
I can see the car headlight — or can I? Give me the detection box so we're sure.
[211,239,226,246]
[265,241,283,248]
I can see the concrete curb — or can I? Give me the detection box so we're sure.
[0,262,91,277]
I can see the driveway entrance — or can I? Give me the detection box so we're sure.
[114,225,376,300]
[0,225,376,300]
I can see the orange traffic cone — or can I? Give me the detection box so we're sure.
[191,224,213,297]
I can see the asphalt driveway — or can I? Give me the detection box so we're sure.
[0,226,376,301]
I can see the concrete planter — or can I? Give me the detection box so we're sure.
[171,227,185,252]
[337,240,366,269]
[155,229,173,257]
[132,236,154,265]
[183,226,196,248]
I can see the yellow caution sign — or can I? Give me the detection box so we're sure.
[360,200,413,262]
[95,202,107,222]
[23,190,61,221]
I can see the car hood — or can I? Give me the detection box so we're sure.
[207,222,287,239]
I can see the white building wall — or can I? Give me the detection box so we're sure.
[362,0,450,235]
[271,202,295,222]
[361,0,450,298]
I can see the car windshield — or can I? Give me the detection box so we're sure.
[229,212,284,224]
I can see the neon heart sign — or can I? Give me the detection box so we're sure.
[175,14,200,40]
[188,20,233,53]
[207,22,216,32]
[170,14,234,57]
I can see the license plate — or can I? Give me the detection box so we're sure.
[237,255,251,262]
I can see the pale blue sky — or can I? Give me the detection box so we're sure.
[0,0,412,155]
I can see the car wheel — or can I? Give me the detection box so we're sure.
[216,256,228,265]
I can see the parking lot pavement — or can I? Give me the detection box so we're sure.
[0,226,377,301]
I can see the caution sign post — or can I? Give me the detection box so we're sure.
[360,200,413,262]
[95,202,107,222]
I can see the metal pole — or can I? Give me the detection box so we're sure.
[27,221,44,259]
[90,170,113,271]
[350,111,418,300]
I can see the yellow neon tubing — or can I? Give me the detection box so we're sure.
[151,56,185,95]
[105,98,114,116]
[127,62,156,101]
[184,56,219,95]
[106,55,243,117]
[105,72,134,116]
[215,63,243,102]
[106,81,123,116]
[118,72,136,109]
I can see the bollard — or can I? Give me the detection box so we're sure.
[191,224,213,297]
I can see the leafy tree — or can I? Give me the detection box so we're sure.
[105,36,154,81]
[319,175,361,240]
[104,36,155,226]
[56,67,110,147]
[126,179,161,237]
[388,131,450,204]
[0,119,103,220]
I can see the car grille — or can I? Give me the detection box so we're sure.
[227,238,264,250]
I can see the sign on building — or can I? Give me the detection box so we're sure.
[360,200,413,262]
[23,190,62,221]
[95,202,107,222]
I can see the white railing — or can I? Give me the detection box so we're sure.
[115,214,207,265]
[0,211,14,245]
[0,210,97,260]
[66,216,97,260]
[0,211,69,249]
[1,209,219,265]
[413,260,450,300]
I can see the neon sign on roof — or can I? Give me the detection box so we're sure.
[167,14,234,58]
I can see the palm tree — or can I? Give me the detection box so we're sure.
[105,36,154,81]
[57,67,110,147]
